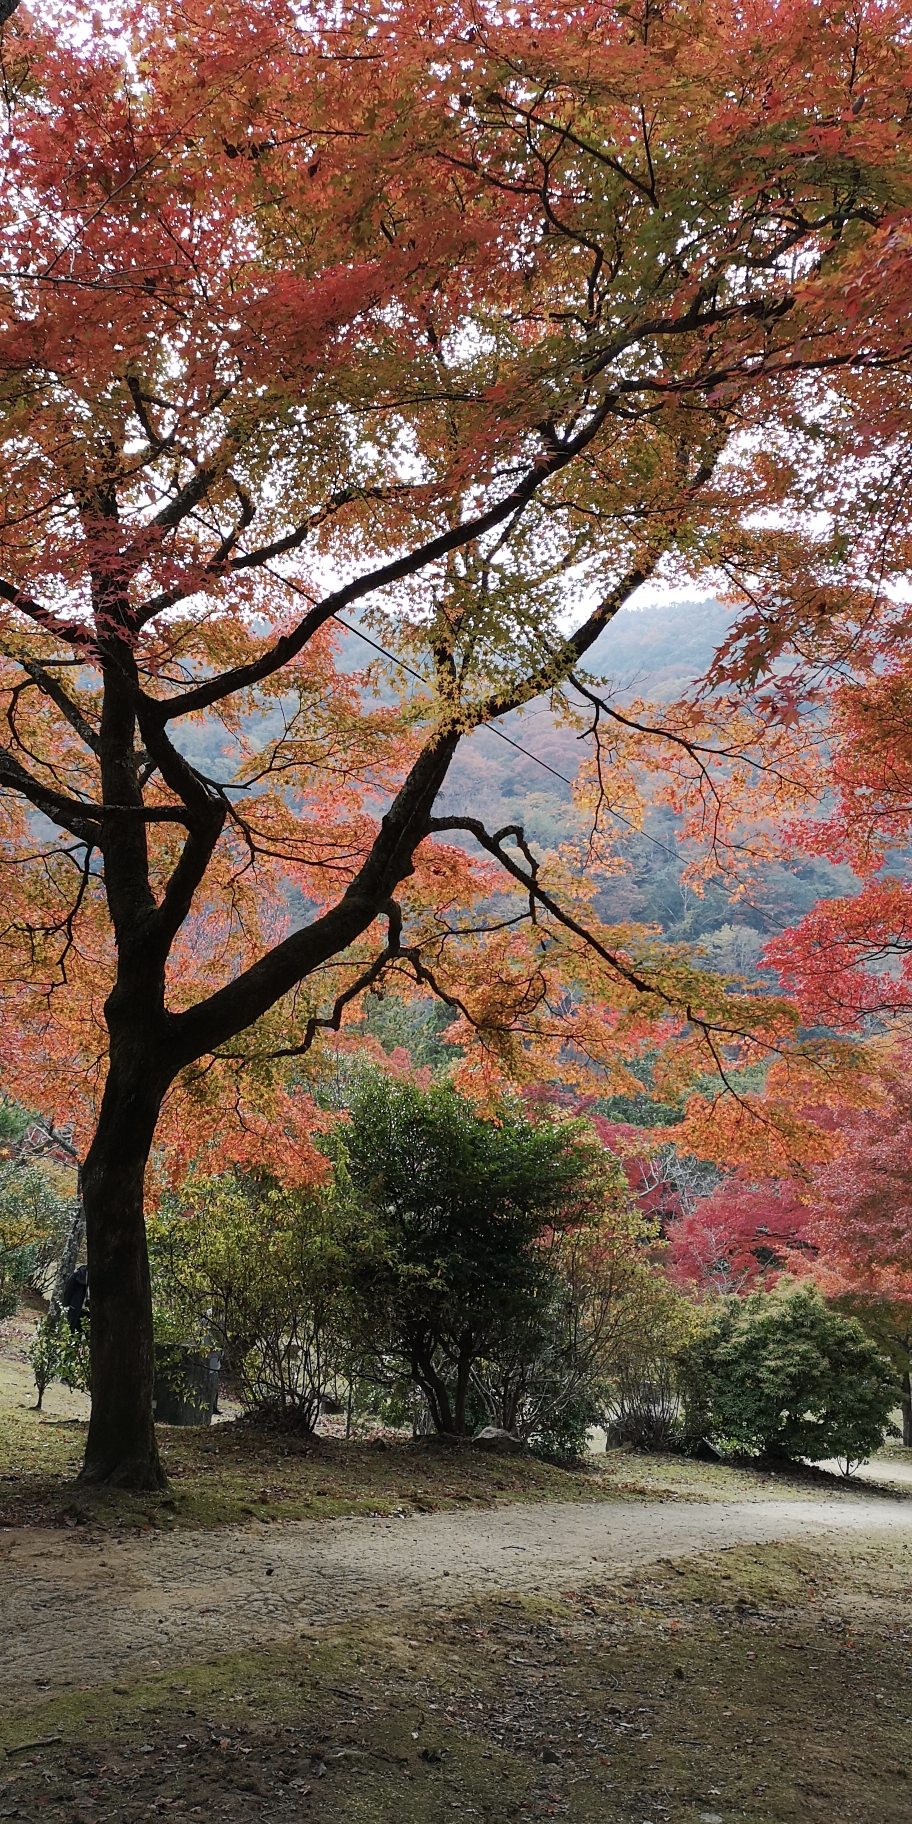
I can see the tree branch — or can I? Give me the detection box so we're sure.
[0,749,103,842]
[20,661,100,755]
[0,579,93,649]
[427,813,786,1075]
[166,726,461,1064]
[136,488,366,620]
[429,814,659,999]
[141,390,628,724]
[260,901,407,1059]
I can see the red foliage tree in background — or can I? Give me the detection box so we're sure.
[667,1170,814,1291]
[656,1061,912,1434]
[805,1062,912,1441]
[1,0,911,1485]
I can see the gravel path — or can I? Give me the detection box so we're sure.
[2,1494,911,1708]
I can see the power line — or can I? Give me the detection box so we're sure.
[330,611,683,863]
[255,556,681,863]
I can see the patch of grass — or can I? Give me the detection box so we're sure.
[601,1446,847,1504]
[149,1426,615,1531]
[0,1386,617,1530]
[0,1377,892,1535]
[0,1401,85,1496]
[1,1535,910,1821]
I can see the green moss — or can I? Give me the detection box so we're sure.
[0,1353,880,1534]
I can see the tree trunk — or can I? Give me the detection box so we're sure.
[502,1378,522,1436]
[411,1345,454,1435]
[78,1062,168,1490]
[902,1367,912,1449]
[453,1342,474,1438]
[71,655,459,1484]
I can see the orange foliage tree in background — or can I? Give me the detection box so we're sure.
[1,0,911,1484]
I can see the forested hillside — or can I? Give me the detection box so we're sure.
[174,598,854,958]
[585,595,734,699]
[435,599,855,954]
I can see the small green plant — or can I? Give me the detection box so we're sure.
[529,1389,603,1461]
[682,1281,897,1468]
[28,1311,90,1411]
[0,1161,74,1318]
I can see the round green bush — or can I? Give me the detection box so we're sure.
[687,1282,897,1468]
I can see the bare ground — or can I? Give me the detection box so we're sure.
[1,1508,911,1823]
[2,1490,911,1710]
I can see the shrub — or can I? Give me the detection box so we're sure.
[148,1175,347,1430]
[683,1281,897,1469]
[528,1390,604,1461]
[470,1209,666,1450]
[28,1311,90,1410]
[828,1294,912,1448]
[338,1073,630,1438]
[601,1272,699,1448]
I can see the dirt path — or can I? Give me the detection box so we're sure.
[2,1493,910,1710]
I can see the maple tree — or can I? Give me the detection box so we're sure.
[756,630,912,1026]
[802,1061,912,1441]
[1,0,911,1486]
[763,704,912,1031]
[810,1074,912,1295]
[709,382,912,1031]
[648,1044,912,1429]
[667,1167,813,1291]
